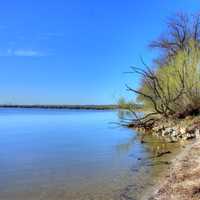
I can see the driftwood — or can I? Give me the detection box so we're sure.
[156,151,171,157]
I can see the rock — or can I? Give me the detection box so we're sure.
[182,132,195,140]
[162,130,169,137]
[195,129,200,138]
[171,136,178,142]
[180,127,186,135]
[171,130,178,137]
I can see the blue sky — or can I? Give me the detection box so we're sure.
[0,0,199,104]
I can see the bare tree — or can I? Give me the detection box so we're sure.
[150,12,200,64]
[125,63,186,128]
[123,12,200,128]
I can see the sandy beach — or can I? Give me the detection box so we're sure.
[142,139,200,200]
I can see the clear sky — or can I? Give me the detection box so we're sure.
[0,0,199,105]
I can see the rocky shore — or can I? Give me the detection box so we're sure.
[151,117,200,142]
[134,116,200,143]
[139,116,200,200]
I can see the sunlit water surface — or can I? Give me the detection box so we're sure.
[0,109,180,200]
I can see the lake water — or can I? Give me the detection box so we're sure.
[0,109,180,200]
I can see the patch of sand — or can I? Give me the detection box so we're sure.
[146,139,200,200]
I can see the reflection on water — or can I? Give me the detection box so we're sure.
[117,109,143,123]
[0,109,180,200]
[116,135,137,155]
[117,109,133,120]
[117,133,181,200]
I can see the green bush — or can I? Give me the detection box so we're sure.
[136,40,200,117]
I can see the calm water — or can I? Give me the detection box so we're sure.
[0,109,180,200]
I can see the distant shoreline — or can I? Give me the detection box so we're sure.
[0,104,118,110]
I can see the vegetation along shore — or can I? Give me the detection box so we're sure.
[120,11,200,199]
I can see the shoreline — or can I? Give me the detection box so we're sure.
[133,116,200,199]
[0,104,118,110]
[142,138,200,200]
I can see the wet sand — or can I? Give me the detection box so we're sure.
[142,139,200,200]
